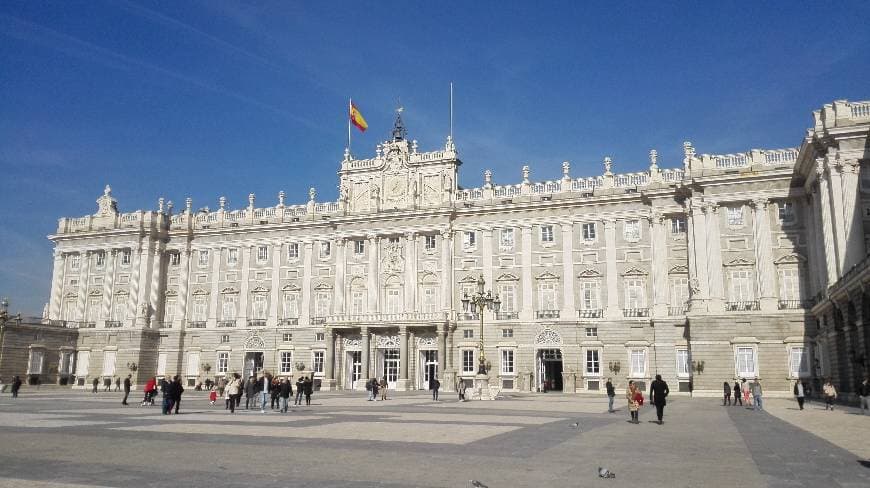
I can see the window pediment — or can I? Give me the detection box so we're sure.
[220,287,239,295]
[313,282,333,291]
[87,288,102,296]
[577,268,602,278]
[281,283,300,292]
[251,285,270,294]
[535,271,560,281]
[459,275,480,284]
[725,257,755,267]
[668,265,689,274]
[418,271,439,284]
[192,288,209,296]
[773,253,806,265]
[164,289,178,297]
[621,267,648,277]
[496,273,520,282]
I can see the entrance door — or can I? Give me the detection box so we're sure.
[382,349,399,389]
[421,350,438,390]
[244,352,264,379]
[347,351,362,389]
[537,349,563,392]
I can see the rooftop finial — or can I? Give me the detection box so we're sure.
[649,150,659,170]
[219,196,226,210]
[562,161,571,178]
[309,187,317,202]
[603,157,613,175]
[104,185,112,196]
[185,197,193,213]
[391,105,407,141]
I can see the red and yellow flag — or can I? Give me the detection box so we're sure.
[349,101,368,132]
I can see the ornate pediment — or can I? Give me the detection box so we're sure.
[578,268,602,278]
[381,241,405,273]
[87,288,102,296]
[164,289,178,297]
[251,285,269,294]
[621,267,648,277]
[416,334,437,348]
[496,273,520,282]
[534,326,563,346]
[459,275,481,284]
[343,335,361,349]
[535,271,560,281]
[64,292,78,299]
[244,332,266,351]
[376,334,401,348]
[281,283,300,292]
[220,286,239,294]
[668,265,689,274]
[113,290,128,296]
[192,288,209,296]
[773,253,806,265]
[418,271,439,284]
[313,282,333,291]
[724,257,755,267]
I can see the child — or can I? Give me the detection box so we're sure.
[209,387,218,406]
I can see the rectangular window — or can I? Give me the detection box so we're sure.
[501,349,515,374]
[220,334,230,343]
[282,292,299,318]
[256,246,269,263]
[586,350,601,376]
[789,346,808,377]
[164,299,176,323]
[499,284,517,312]
[385,289,401,314]
[226,248,238,266]
[312,351,324,374]
[282,332,292,342]
[424,235,437,251]
[502,328,514,338]
[315,332,325,342]
[287,243,299,260]
[580,281,600,310]
[112,301,126,322]
[350,290,365,314]
[778,268,800,301]
[778,201,795,224]
[727,206,744,226]
[315,292,331,317]
[95,252,106,268]
[221,295,238,321]
[540,225,554,243]
[630,350,646,377]
[462,231,476,250]
[70,254,81,271]
[585,327,598,337]
[170,253,181,266]
[319,241,331,259]
[252,294,267,320]
[353,240,365,255]
[671,217,687,234]
[462,350,475,374]
[86,297,101,322]
[730,270,754,301]
[422,287,437,313]
[198,250,209,267]
[500,228,515,250]
[538,282,557,310]
[623,220,640,241]
[582,223,596,241]
[280,351,293,374]
[217,352,228,373]
[735,347,757,377]
[121,250,131,266]
[28,350,44,375]
[676,349,690,377]
[624,279,646,309]
[193,296,207,322]
[463,329,474,339]
[670,277,689,306]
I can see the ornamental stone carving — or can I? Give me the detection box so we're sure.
[376,334,400,348]
[416,334,437,348]
[343,335,361,349]
[381,241,404,274]
[244,332,266,350]
[534,327,563,346]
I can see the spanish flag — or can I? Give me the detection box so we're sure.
[349,100,368,132]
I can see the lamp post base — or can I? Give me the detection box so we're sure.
[472,373,496,401]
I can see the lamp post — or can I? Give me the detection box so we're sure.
[460,275,501,376]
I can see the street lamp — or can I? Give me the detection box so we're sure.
[460,274,501,375]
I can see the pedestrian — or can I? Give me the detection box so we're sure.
[371,378,380,401]
[259,372,272,413]
[122,374,132,406]
[209,387,218,406]
[10,376,22,399]
[161,377,174,415]
[859,376,870,416]
[626,380,641,424]
[141,377,156,406]
[752,380,763,411]
[92,377,99,393]
[303,376,313,406]
[115,377,121,392]
[366,378,374,401]
[173,375,184,414]
[723,381,731,406]
[104,377,112,392]
[649,374,669,424]
[822,379,837,411]
[457,378,467,402]
[226,373,241,413]
[606,378,616,413]
[741,379,751,407]
[244,375,256,409]
[732,381,742,406]
[379,377,388,401]
[279,378,292,413]
[431,377,440,401]
[295,376,305,405]
[793,380,806,410]
[270,377,280,410]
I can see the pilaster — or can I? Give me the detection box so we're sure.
[817,160,840,285]
[840,160,864,269]
[334,239,346,314]
[604,219,621,319]
[751,199,777,312]
[269,243,281,326]
[322,326,336,390]
[648,213,668,317]
[367,235,380,313]
[238,246,252,326]
[361,325,370,381]
[440,230,453,312]
[560,222,575,318]
[127,245,142,324]
[397,325,409,390]
[301,242,314,325]
[703,203,725,311]
[101,249,116,321]
[404,232,416,312]
[148,247,163,327]
[827,157,848,275]
[48,250,65,320]
[75,252,90,322]
[177,249,190,328]
[437,326,447,382]
[686,199,709,311]
[208,247,222,327]
[520,226,534,321]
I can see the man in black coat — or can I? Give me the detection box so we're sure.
[10,376,22,398]
[122,374,132,405]
[279,378,292,413]
[172,375,184,414]
[649,374,669,424]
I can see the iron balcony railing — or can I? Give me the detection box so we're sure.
[104,320,122,328]
[281,318,299,326]
[578,309,603,319]
[459,312,480,321]
[623,308,649,318]
[496,312,519,320]
[536,310,560,319]
[217,320,236,328]
[311,317,326,325]
[778,300,813,310]
[188,321,206,328]
[247,319,267,327]
[668,305,688,316]
[725,301,760,311]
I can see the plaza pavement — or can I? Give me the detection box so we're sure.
[0,388,866,488]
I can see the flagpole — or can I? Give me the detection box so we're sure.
[449,82,454,140]
[348,98,352,152]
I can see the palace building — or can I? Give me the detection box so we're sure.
[28,99,870,398]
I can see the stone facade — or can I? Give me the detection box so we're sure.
[38,100,870,397]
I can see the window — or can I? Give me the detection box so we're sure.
[582,223,596,241]
[501,349,515,374]
[499,328,513,338]
[778,268,800,301]
[112,301,126,322]
[671,217,687,234]
[676,349,690,378]
[220,334,230,343]
[282,292,299,318]
[424,235,436,251]
[282,333,292,342]
[585,327,598,337]
[463,329,474,339]
[221,295,237,320]
[319,241,331,259]
[462,231,476,250]
[287,243,299,260]
[580,282,600,310]
[778,201,795,224]
[735,347,757,377]
[252,294,267,320]
[623,220,640,241]
[538,282,557,311]
[198,250,209,267]
[540,225,554,243]
[727,206,744,226]
[315,332,325,342]
[28,350,44,375]
[70,254,81,271]
[422,287,437,313]
[789,346,808,377]
[462,350,475,374]
[86,297,100,322]
[499,284,517,313]
[624,279,646,309]
[312,351,324,374]
[170,253,181,266]
[280,352,293,374]
[730,270,754,301]
[121,250,132,266]
[586,350,601,376]
[192,296,207,322]
[385,288,401,314]
[630,350,646,377]
[255,246,268,263]
[499,228,515,250]
[95,252,105,268]
[217,352,228,373]
[164,299,176,323]
[315,292,331,317]
[354,240,365,255]
[670,277,689,306]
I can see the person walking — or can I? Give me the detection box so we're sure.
[723,381,732,406]
[366,378,373,401]
[822,379,837,411]
[92,377,99,393]
[226,373,241,413]
[161,377,174,415]
[279,378,292,413]
[741,379,752,407]
[104,377,112,392]
[244,375,256,410]
[793,380,806,410]
[122,374,132,406]
[142,377,156,406]
[732,381,742,406]
[295,377,305,405]
[457,378,467,402]
[270,377,280,410]
[626,380,641,424]
[649,374,669,424]
[379,377,388,401]
[751,380,763,411]
[859,376,870,415]
[114,377,121,392]
[209,387,218,406]
[431,377,440,401]
[303,376,313,406]
[259,372,272,413]
[10,376,22,399]
[172,375,184,414]
[606,378,616,413]
[371,378,380,401]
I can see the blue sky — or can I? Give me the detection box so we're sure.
[1,1,869,315]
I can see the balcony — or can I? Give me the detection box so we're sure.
[247,319,267,327]
[778,300,811,310]
[622,308,649,318]
[536,310,560,319]
[496,312,519,320]
[188,321,206,328]
[158,322,172,329]
[281,318,299,326]
[725,301,760,312]
[459,312,480,321]
[104,320,122,328]
[81,322,96,329]
[217,320,236,328]
[578,309,603,319]
[311,317,326,325]
[667,305,688,316]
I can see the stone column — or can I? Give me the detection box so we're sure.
[127,246,142,323]
[360,326,370,381]
[648,213,669,317]
[437,326,447,381]
[840,160,864,269]
[817,161,840,285]
[238,246,252,327]
[827,158,848,276]
[482,228,494,293]
[560,222,575,319]
[440,230,453,312]
[703,203,725,311]
[269,243,281,326]
[135,245,153,327]
[177,249,191,327]
[404,232,416,312]
[686,199,709,310]
[149,247,164,326]
[751,199,777,311]
[75,252,90,323]
[323,326,336,390]
[101,249,116,321]
[398,325,409,390]
[208,248,222,327]
[603,220,621,319]
[334,239,346,314]
[804,193,824,294]
[301,242,313,325]
[367,235,380,313]
[48,250,66,320]
[521,226,534,320]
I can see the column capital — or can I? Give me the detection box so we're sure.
[750,198,769,210]
[404,231,416,240]
[366,234,379,242]
[701,201,719,214]
[440,229,453,239]
[399,324,408,335]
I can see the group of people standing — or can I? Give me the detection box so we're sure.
[617,375,670,424]
[722,379,764,410]
[365,377,390,401]
[159,376,185,415]
[219,373,313,414]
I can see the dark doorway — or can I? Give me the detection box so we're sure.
[538,349,563,392]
